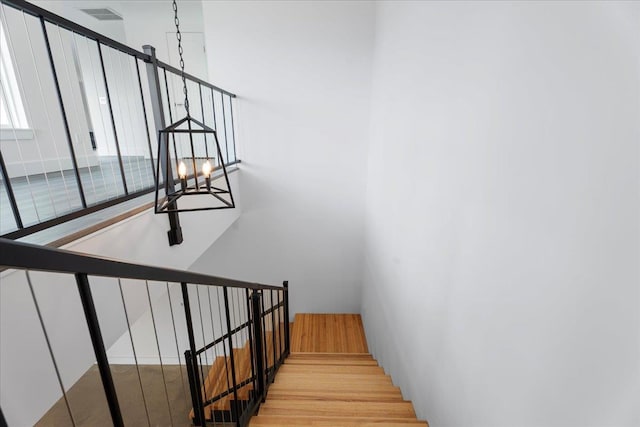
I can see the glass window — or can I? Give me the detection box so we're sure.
[0,23,28,129]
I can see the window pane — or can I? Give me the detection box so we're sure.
[0,20,28,128]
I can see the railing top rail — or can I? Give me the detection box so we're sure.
[1,0,237,98]
[155,59,237,98]
[0,238,282,291]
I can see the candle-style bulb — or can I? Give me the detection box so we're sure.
[178,161,188,192]
[178,161,187,179]
[202,160,212,178]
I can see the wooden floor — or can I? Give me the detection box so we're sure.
[35,365,192,427]
[290,313,368,353]
[251,313,429,426]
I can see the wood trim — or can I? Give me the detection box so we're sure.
[48,201,155,248]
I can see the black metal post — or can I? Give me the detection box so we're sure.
[0,151,23,229]
[283,281,290,356]
[75,273,123,427]
[143,45,182,246]
[223,287,241,425]
[270,290,277,370]
[229,95,237,162]
[245,289,256,395]
[251,290,266,402]
[221,95,230,164]
[198,83,209,158]
[276,290,282,361]
[180,283,205,426]
[96,41,128,195]
[134,58,156,182]
[184,350,205,426]
[163,69,181,167]
[40,17,87,209]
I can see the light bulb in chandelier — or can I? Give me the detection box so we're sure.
[178,161,187,191]
[202,160,213,191]
[202,160,212,177]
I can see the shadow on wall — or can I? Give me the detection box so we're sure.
[188,163,363,316]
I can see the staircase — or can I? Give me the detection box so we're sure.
[193,329,284,423]
[249,314,429,426]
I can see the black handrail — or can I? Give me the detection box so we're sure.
[0,238,290,427]
[0,238,281,291]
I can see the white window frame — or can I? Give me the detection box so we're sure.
[0,21,32,140]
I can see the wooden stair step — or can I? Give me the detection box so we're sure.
[288,352,373,358]
[273,373,393,386]
[278,364,385,375]
[265,388,404,402]
[267,382,402,394]
[285,360,378,366]
[209,344,254,412]
[250,415,429,426]
[259,400,416,418]
[285,353,378,366]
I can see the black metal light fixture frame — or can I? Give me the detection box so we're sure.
[152,0,235,247]
[154,116,235,214]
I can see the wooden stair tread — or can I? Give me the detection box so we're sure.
[268,382,402,393]
[259,399,417,418]
[274,374,393,385]
[278,364,385,374]
[265,389,404,402]
[289,352,373,358]
[284,359,378,366]
[250,415,429,426]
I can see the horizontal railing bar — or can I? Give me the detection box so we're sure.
[156,60,236,98]
[196,320,250,355]
[2,0,148,60]
[156,206,237,214]
[261,301,284,318]
[202,376,255,408]
[0,239,283,291]
[1,0,237,99]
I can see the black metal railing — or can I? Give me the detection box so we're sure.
[0,238,289,427]
[0,0,239,240]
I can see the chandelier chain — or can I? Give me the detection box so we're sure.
[172,0,189,116]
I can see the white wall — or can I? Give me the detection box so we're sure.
[361,2,640,427]
[0,171,241,427]
[188,1,375,316]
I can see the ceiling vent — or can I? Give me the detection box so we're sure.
[79,8,123,21]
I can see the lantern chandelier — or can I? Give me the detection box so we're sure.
[154,0,235,219]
